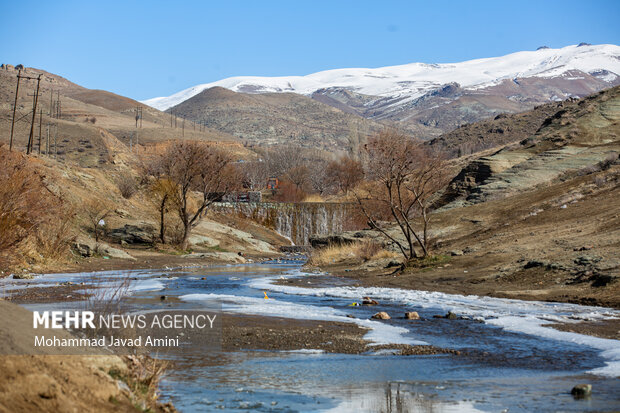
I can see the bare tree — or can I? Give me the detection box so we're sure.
[306,159,332,195]
[157,141,235,249]
[326,156,364,194]
[149,178,178,244]
[284,164,310,192]
[263,145,305,178]
[85,199,113,244]
[354,130,448,262]
[239,160,269,190]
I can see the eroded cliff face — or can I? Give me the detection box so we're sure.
[437,86,620,209]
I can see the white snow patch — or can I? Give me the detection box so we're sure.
[143,44,620,111]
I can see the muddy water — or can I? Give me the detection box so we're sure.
[4,260,620,412]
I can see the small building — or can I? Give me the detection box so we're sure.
[267,177,278,190]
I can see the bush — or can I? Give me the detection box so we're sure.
[597,152,619,171]
[356,240,383,261]
[308,240,398,266]
[273,179,307,202]
[117,175,138,199]
[0,145,72,268]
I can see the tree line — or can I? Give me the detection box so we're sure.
[135,129,449,262]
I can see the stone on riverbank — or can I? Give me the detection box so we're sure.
[362,297,379,305]
[371,312,391,320]
[571,384,592,398]
[405,311,420,320]
[13,273,35,280]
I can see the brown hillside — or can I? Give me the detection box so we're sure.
[168,86,386,152]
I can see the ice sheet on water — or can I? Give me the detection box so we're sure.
[180,293,425,346]
[248,269,620,377]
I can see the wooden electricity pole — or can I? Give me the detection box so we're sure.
[54,122,58,159]
[56,91,60,119]
[38,108,42,154]
[27,74,42,155]
[9,70,22,151]
[135,106,143,128]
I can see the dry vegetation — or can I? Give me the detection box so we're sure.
[0,145,74,269]
[308,240,399,266]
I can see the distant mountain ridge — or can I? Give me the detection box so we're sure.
[144,44,620,109]
[143,44,620,140]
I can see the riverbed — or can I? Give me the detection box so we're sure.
[2,259,620,412]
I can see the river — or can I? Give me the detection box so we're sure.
[3,259,620,412]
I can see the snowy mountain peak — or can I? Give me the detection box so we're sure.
[143,44,620,111]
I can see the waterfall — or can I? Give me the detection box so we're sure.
[213,202,360,245]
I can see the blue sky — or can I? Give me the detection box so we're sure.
[1,0,618,100]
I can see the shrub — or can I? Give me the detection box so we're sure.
[117,175,138,199]
[273,179,307,202]
[356,240,383,261]
[597,152,619,171]
[0,145,72,268]
[308,240,399,266]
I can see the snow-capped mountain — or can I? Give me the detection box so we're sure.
[144,44,620,111]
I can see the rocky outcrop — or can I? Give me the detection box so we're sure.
[309,233,361,248]
[183,251,246,263]
[71,236,134,260]
[310,229,406,253]
[438,86,620,208]
[107,223,155,245]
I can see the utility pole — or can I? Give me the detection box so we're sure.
[135,106,143,128]
[38,108,42,155]
[54,122,58,159]
[46,122,50,155]
[9,70,22,151]
[27,74,42,155]
[182,116,185,137]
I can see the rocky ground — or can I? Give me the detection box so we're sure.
[221,314,458,355]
